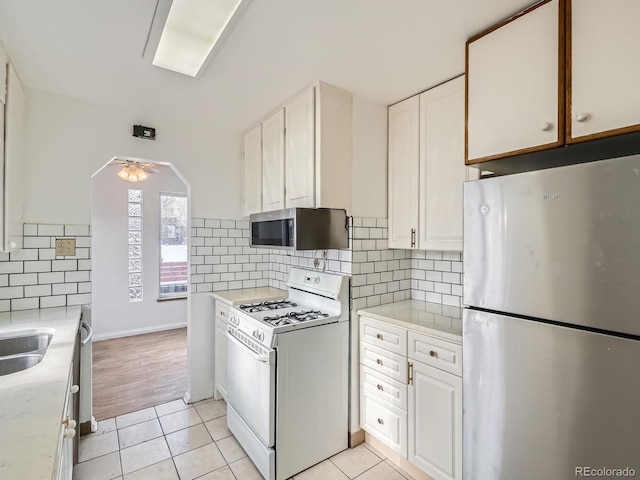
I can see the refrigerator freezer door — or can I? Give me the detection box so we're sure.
[464,154,640,336]
[463,309,640,479]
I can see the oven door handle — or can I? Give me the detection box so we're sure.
[226,331,272,364]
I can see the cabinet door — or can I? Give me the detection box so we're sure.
[4,63,25,251]
[409,361,462,480]
[570,0,640,141]
[242,124,262,216]
[466,0,563,163]
[388,96,419,249]
[285,88,315,208]
[214,318,228,400]
[262,109,285,211]
[419,76,479,251]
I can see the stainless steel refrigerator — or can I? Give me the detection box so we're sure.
[463,155,640,480]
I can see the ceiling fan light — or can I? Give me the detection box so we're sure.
[117,166,130,179]
[138,169,149,181]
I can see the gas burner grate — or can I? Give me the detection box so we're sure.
[262,310,330,326]
[239,299,297,313]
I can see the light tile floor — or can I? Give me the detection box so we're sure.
[73,398,416,480]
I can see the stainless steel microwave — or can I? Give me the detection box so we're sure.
[249,208,348,251]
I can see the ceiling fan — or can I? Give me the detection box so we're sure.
[109,160,159,183]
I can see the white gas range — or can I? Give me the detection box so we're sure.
[226,268,350,480]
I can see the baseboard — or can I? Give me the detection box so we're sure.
[183,391,191,405]
[349,429,365,447]
[365,433,435,480]
[92,322,187,341]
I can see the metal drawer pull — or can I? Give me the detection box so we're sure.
[377,384,384,391]
[376,333,383,340]
[429,350,438,358]
[408,362,414,386]
[376,358,383,365]
[377,418,384,425]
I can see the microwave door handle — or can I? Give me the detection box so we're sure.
[227,331,270,364]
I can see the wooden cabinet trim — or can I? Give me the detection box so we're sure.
[465,0,566,165]
[565,0,640,144]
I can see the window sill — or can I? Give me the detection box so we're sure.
[157,296,188,302]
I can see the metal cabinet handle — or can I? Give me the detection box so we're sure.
[376,358,383,365]
[410,228,416,248]
[408,362,414,385]
[429,350,438,358]
[377,418,384,425]
[377,384,384,391]
[376,333,383,340]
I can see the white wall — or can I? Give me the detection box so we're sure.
[23,88,243,224]
[352,95,388,219]
[91,164,187,340]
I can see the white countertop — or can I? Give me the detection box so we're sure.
[0,306,82,480]
[357,300,463,344]
[210,287,288,306]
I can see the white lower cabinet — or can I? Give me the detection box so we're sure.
[409,360,462,480]
[359,315,462,480]
[53,368,78,480]
[214,302,230,400]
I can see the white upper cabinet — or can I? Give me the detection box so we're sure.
[420,76,478,251]
[285,88,315,208]
[569,0,640,142]
[242,82,353,215]
[388,76,477,251]
[4,63,25,252]
[466,0,563,164]
[388,96,420,249]
[261,109,285,212]
[242,124,263,216]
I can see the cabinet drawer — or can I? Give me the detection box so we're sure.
[360,316,407,355]
[360,364,407,411]
[360,388,407,457]
[216,303,231,321]
[360,342,407,383]
[408,331,462,377]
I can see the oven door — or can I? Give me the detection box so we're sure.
[226,331,276,447]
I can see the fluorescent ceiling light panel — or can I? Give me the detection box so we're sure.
[153,0,244,77]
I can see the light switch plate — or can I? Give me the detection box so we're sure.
[55,238,76,256]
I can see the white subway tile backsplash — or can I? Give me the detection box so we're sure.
[39,272,65,284]
[52,260,77,272]
[0,286,24,300]
[12,298,40,311]
[24,261,52,273]
[0,262,24,274]
[10,273,38,286]
[64,225,90,236]
[10,249,38,261]
[40,296,67,308]
[67,293,91,306]
[52,283,78,295]
[23,224,38,236]
[65,271,90,283]
[38,224,64,236]
[25,284,52,297]
[204,219,220,229]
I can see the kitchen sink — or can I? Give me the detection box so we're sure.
[0,330,54,376]
[0,353,46,376]
[0,332,53,357]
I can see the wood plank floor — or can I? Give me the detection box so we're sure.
[92,327,187,421]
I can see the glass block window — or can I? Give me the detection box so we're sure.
[128,189,143,302]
